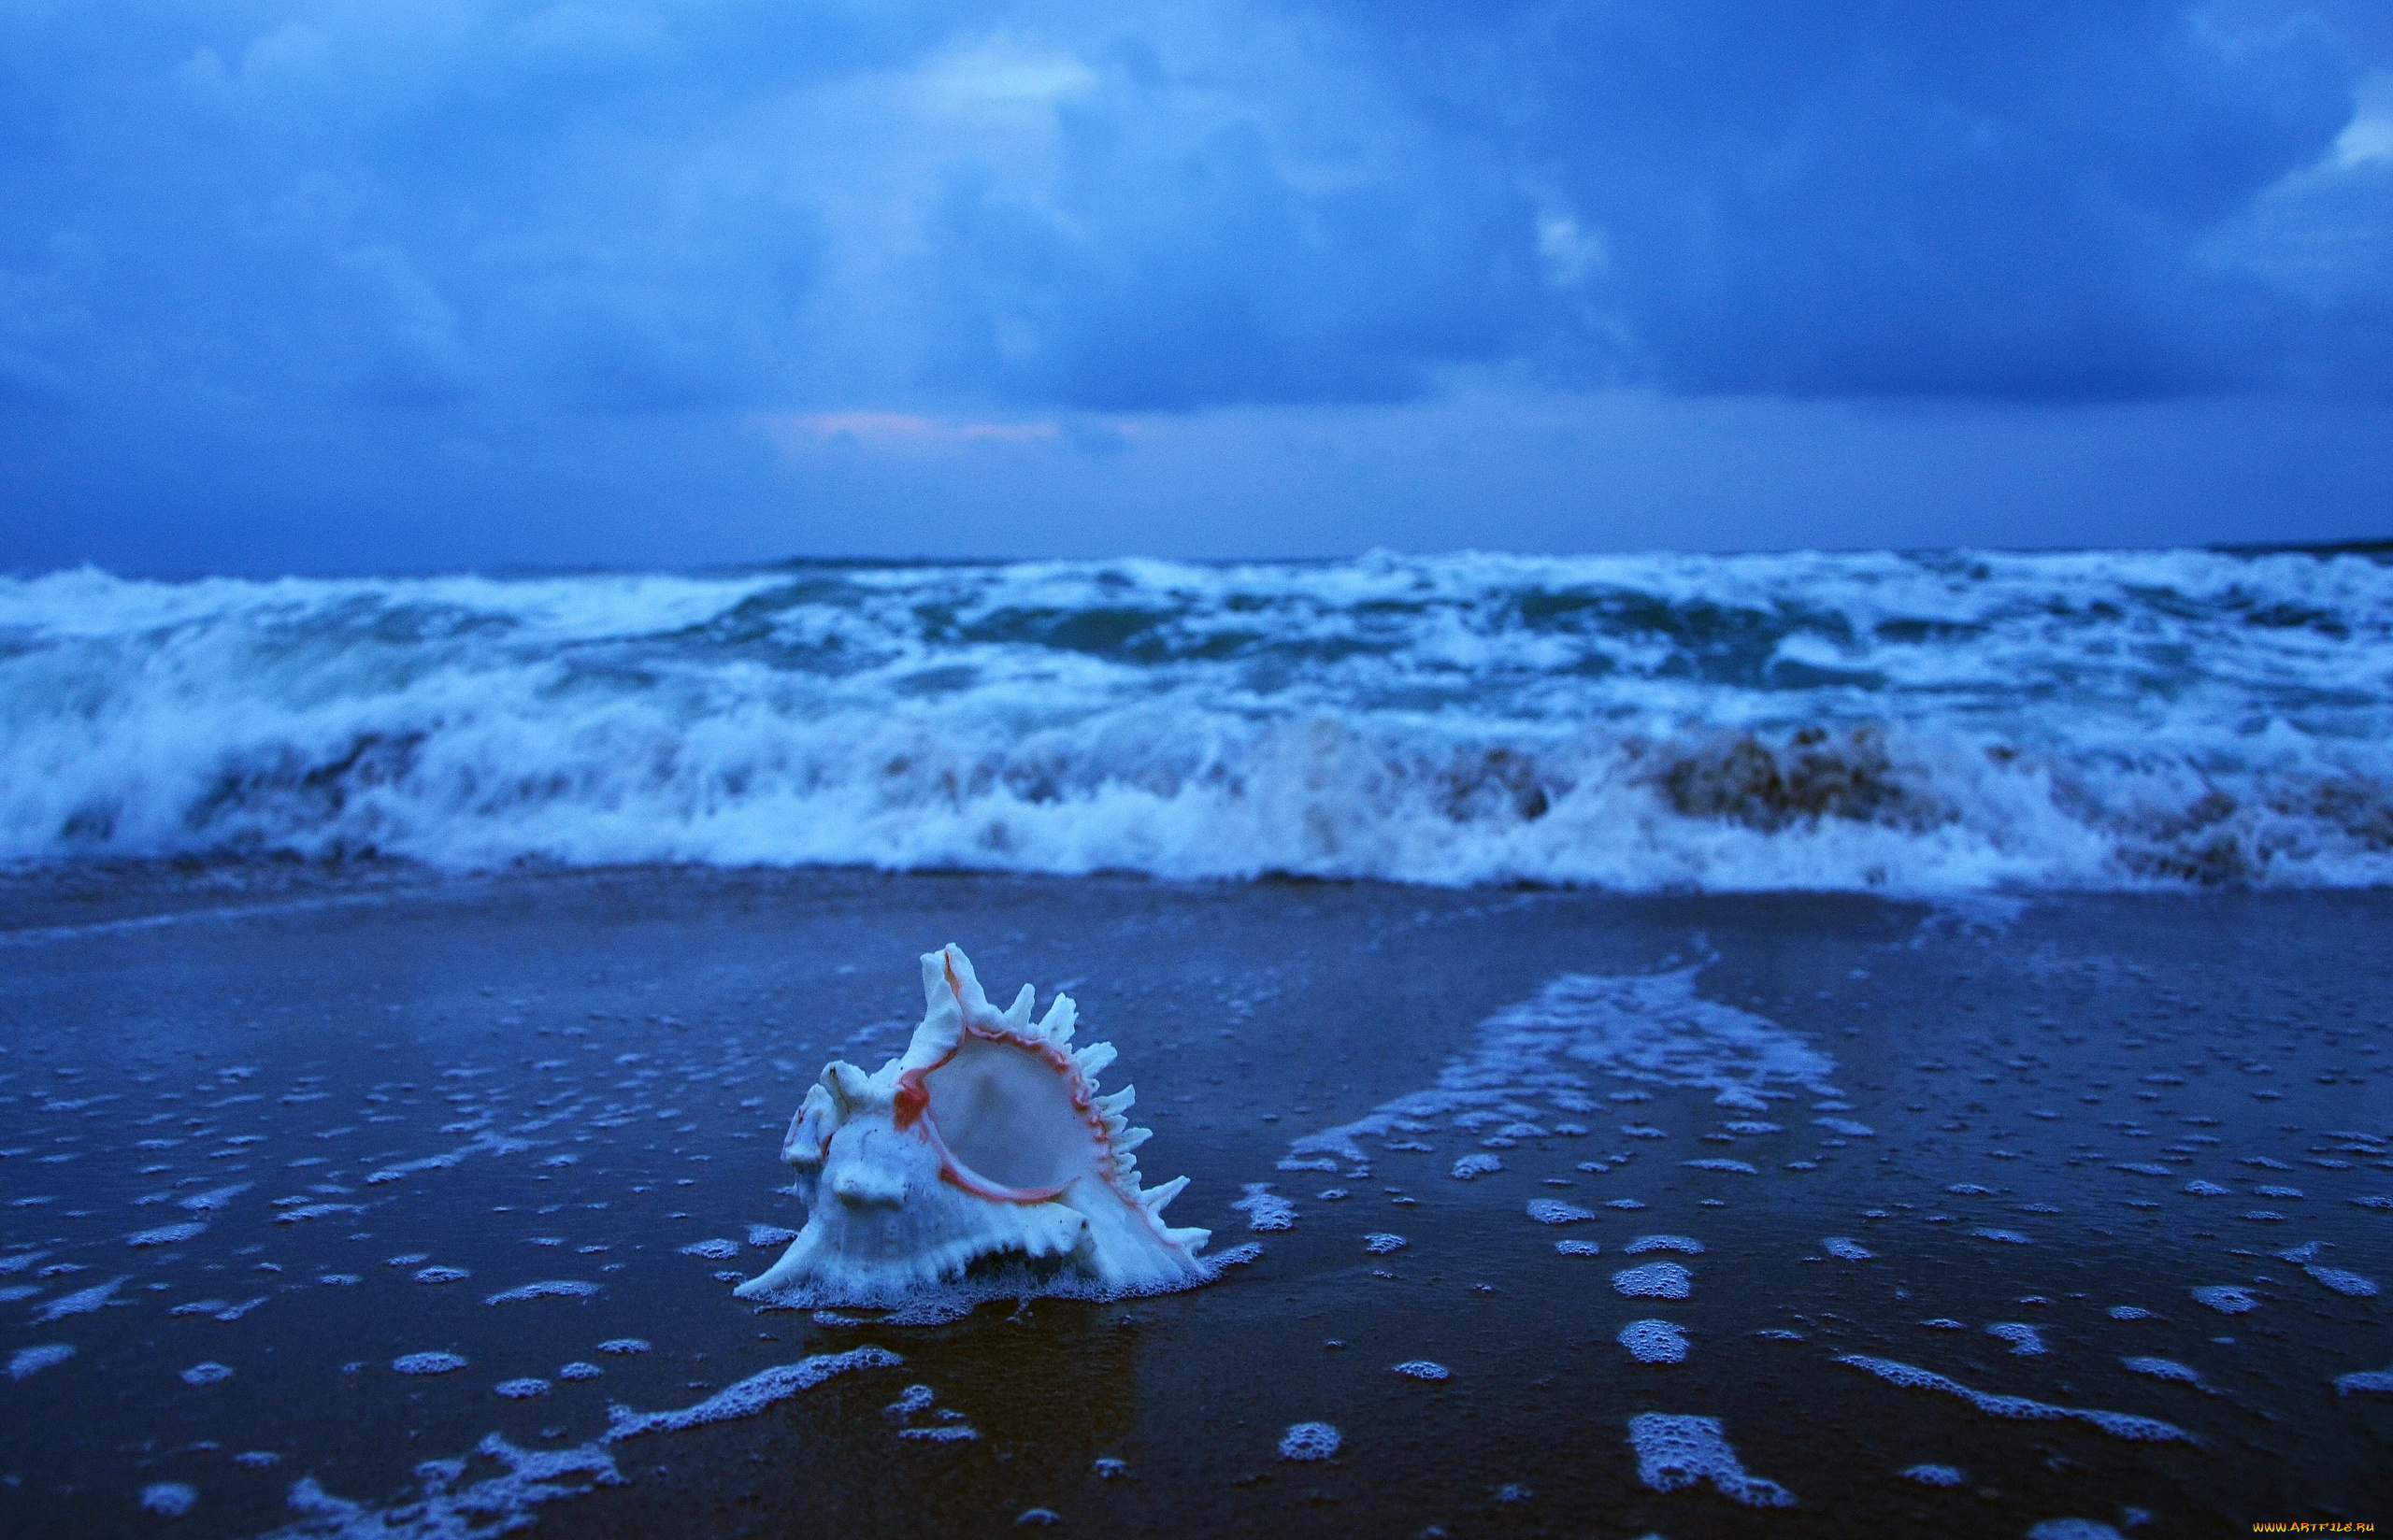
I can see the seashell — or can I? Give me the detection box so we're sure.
[736,946,1214,1309]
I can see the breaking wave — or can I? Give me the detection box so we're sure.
[3,546,2389,891]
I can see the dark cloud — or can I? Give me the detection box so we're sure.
[0,0,2387,573]
[1483,0,2372,400]
[927,0,2376,407]
[919,51,1545,408]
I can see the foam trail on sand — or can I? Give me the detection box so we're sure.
[1836,1356,2191,1441]
[602,1348,903,1440]
[261,1436,622,1540]
[253,1352,903,1538]
[1290,963,1837,1168]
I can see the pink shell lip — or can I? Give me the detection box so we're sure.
[890,952,1105,1206]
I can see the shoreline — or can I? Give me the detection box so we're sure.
[1,866,2386,1537]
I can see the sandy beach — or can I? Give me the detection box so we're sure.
[0,864,2386,1537]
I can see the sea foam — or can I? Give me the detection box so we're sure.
[7,549,2389,892]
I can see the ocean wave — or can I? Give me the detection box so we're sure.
[2,549,2388,891]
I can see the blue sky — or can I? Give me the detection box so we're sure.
[4,0,2389,575]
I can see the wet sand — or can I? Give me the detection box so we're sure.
[1,865,2387,1538]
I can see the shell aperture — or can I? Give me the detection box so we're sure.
[734,946,1214,1309]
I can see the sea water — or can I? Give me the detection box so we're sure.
[4,546,2389,890]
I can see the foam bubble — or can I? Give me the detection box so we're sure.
[139,1482,197,1518]
[1555,1239,1601,1256]
[2191,1286,2257,1315]
[127,1222,208,1248]
[1363,1233,1408,1254]
[32,1276,126,1323]
[1526,1200,1597,1225]
[2028,1523,2124,1540]
[2336,1366,2393,1395]
[393,1352,467,1376]
[1901,1464,1964,1486]
[1626,1414,1793,1506]
[180,1362,234,1385]
[1618,1319,1688,1363]
[1823,1237,1875,1260]
[2107,1305,2154,1320]
[2304,1265,2378,1298]
[1985,1324,2046,1356]
[1450,1154,1503,1181]
[1681,1159,1758,1173]
[745,1225,799,1248]
[413,1266,470,1285]
[1612,1262,1692,1299]
[1970,1229,2031,1245]
[1277,1422,1341,1462]
[1232,1185,1296,1232]
[496,1378,551,1399]
[595,1339,650,1355]
[484,1280,599,1305]
[1625,1235,1704,1255]
[899,1425,978,1443]
[1390,1361,1451,1380]
[559,1362,603,1381]
[2120,1357,2200,1384]
[679,1239,740,1261]
[8,1344,73,1379]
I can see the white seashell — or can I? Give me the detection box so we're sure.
[736,946,1215,1309]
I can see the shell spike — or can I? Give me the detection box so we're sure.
[939,943,994,1019]
[1113,1125,1153,1153]
[1096,1086,1136,1119]
[1142,1175,1190,1215]
[1072,1042,1118,1079]
[824,1061,872,1109]
[1002,983,1036,1029]
[1036,994,1077,1044]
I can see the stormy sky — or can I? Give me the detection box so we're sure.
[5,0,2389,574]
